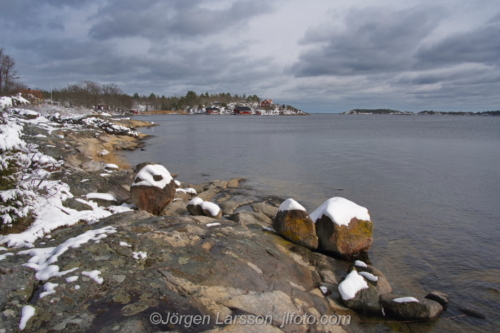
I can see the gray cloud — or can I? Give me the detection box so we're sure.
[415,18,500,67]
[2,1,500,112]
[88,0,275,40]
[291,6,445,77]
[0,0,92,30]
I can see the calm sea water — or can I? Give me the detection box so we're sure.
[124,114,500,332]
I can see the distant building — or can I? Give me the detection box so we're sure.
[96,104,109,111]
[261,99,273,108]
[233,106,252,115]
[206,107,220,114]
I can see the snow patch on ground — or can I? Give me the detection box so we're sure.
[319,286,329,294]
[0,252,14,261]
[18,226,116,280]
[65,275,79,283]
[82,270,104,284]
[133,251,147,260]
[19,305,36,330]
[86,193,117,202]
[176,187,197,194]
[39,282,58,298]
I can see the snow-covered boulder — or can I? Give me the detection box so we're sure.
[272,198,318,250]
[338,269,381,314]
[130,164,176,215]
[311,197,373,259]
[380,294,444,320]
[187,197,204,216]
[200,201,222,219]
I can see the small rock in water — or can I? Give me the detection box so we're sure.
[425,291,449,310]
[458,306,486,319]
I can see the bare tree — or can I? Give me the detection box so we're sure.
[0,48,19,94]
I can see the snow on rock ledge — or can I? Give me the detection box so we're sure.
[310,197,370,226]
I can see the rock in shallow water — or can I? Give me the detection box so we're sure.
[380,294,444,320]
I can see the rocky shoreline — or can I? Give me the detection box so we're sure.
[0,109,451,332]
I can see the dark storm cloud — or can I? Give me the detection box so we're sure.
[88,0,274,40]
[290,6,445,77]
[415,17,500,67]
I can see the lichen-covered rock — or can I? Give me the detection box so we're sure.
[311,197,373,259]
[272,199,318,250]
[380,294,444,320]
[130,164,176,215]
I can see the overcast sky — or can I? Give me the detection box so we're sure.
[1,0,500,112]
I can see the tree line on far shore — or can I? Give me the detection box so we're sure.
[0,48,294,113]
[345,109,500,116]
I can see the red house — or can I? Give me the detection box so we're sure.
[261,99,273,108]
[206,107,220,114]
[233,106,252,115]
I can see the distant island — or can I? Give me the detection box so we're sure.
[343,109,500,116]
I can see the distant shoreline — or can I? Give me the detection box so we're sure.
[342,109,500,116]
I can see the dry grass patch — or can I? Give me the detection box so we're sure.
[100,152,131,169]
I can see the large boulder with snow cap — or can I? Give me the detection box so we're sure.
[311,197,372,259]
[272,198,318,250]
[130,164,176,215]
